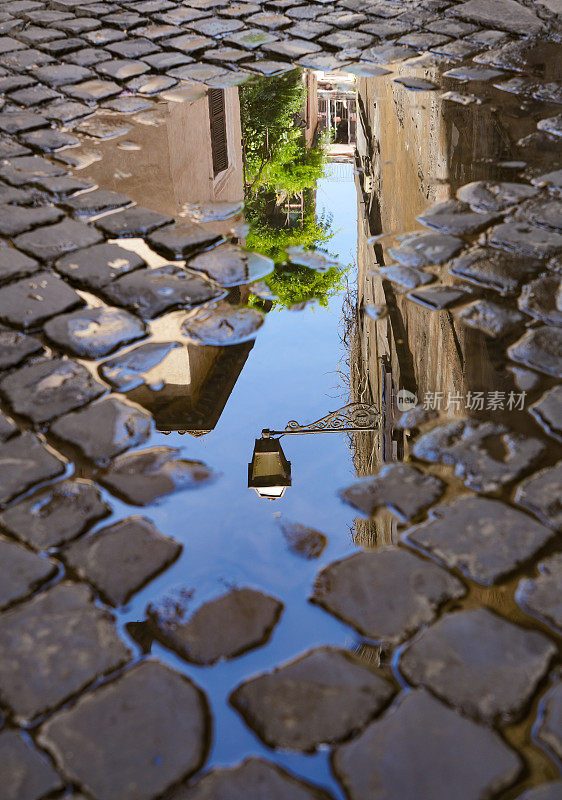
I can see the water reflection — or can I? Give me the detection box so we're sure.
[57,59,561,794]
[248,437,292,500]
[75,62,560,492]
[345,64,561,547]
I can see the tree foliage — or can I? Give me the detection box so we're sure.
[240,69,345,310]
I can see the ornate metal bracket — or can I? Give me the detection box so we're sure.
[262,402,383,437]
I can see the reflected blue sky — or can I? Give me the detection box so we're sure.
[102,162,363,797]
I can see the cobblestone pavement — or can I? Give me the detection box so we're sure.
[0,1,561,799]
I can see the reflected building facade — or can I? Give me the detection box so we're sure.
[83,88,249,436]
[348,67,534,547]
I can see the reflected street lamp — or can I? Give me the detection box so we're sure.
[248,402,381,500]
[248,436,292,500]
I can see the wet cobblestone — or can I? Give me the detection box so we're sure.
[169,757,336,800]
[0,0,560,798]
[311,548,465,643]
[0,581,130,722]
[1,728,63,800]
[38,660,209,800]
[403,495,554,585]
[62,515,181,606]
[148,586,284,664]
[332,690,522,800]
[399,607,556,723]
[535,682,562,762]
[230,646,395,751]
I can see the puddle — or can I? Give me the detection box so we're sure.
[1,52,561,797]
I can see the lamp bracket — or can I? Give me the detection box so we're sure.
[262,402,382,437]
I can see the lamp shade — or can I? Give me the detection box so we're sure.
[248,437,291,500]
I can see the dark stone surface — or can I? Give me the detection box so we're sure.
[186,244,273,287]
[0,478,110,550]
[379,264,434,289]
[516,553,562,635]
[535,682,562,761]
[407,284,471,310]
[403,496,554,585]
[280,519,327,559]
[311,549,465,644]
[340,463,444,522]
[0,729,63,800]
[456,299,527,338]
[99,340,182,391]
[448,246,541,295]
[0,155,73,186]
[0,182,35,205]
[453,0,545,35]
[0,581,130,722]
[102,265,226,319]
[508,326,562,379]
[394,76,438,91]
[388,231,464,267]
[519,275,562,327]
[181,303,265,346]
[0,410,17,441]
[0,246,40,284]
[34,174,96,199]
[96,59,150,80]
[44,305,147,358]
[55,243,145,289]
[0,136,30,159]
[99,446,215,504]
[14,218,103,261]
[515,462,562,530]
[0,357,106,423]
[230,647,394,752]
[38,660,209,800]
[489,222,562,259]
[62,516,181,606]
[94,206,173,237]
[169,757,335,800]
[0,270,83,329]
[73,118,131,140]
[0,324,41,368]
[332,690,522,800]
[516,198,562,233]
[9,84,61,107]
[0,48,54,71]
[530,386,562,442]
[20,127,79,152]
[412,419,545,492]
[63,189,133,218]
[417,199,499,235]
[51,396,152,463]
[0,535,56,610]
[147,223,224,259]
[399,608,556,723]
[456,181,538,212]
[0,109,48,134]
[0,431,65,506]
[508,365,542,393]
[0,203,63,236]
[66,78,121,101]
[147,586,283,665]
[44,100,92,123]
[514,784,562,800]
[34,63,93,87]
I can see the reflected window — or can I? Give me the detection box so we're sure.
[208,88,229,177]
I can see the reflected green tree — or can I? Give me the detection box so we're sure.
[240,69,345,309]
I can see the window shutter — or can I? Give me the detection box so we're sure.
[208,89,228,176]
